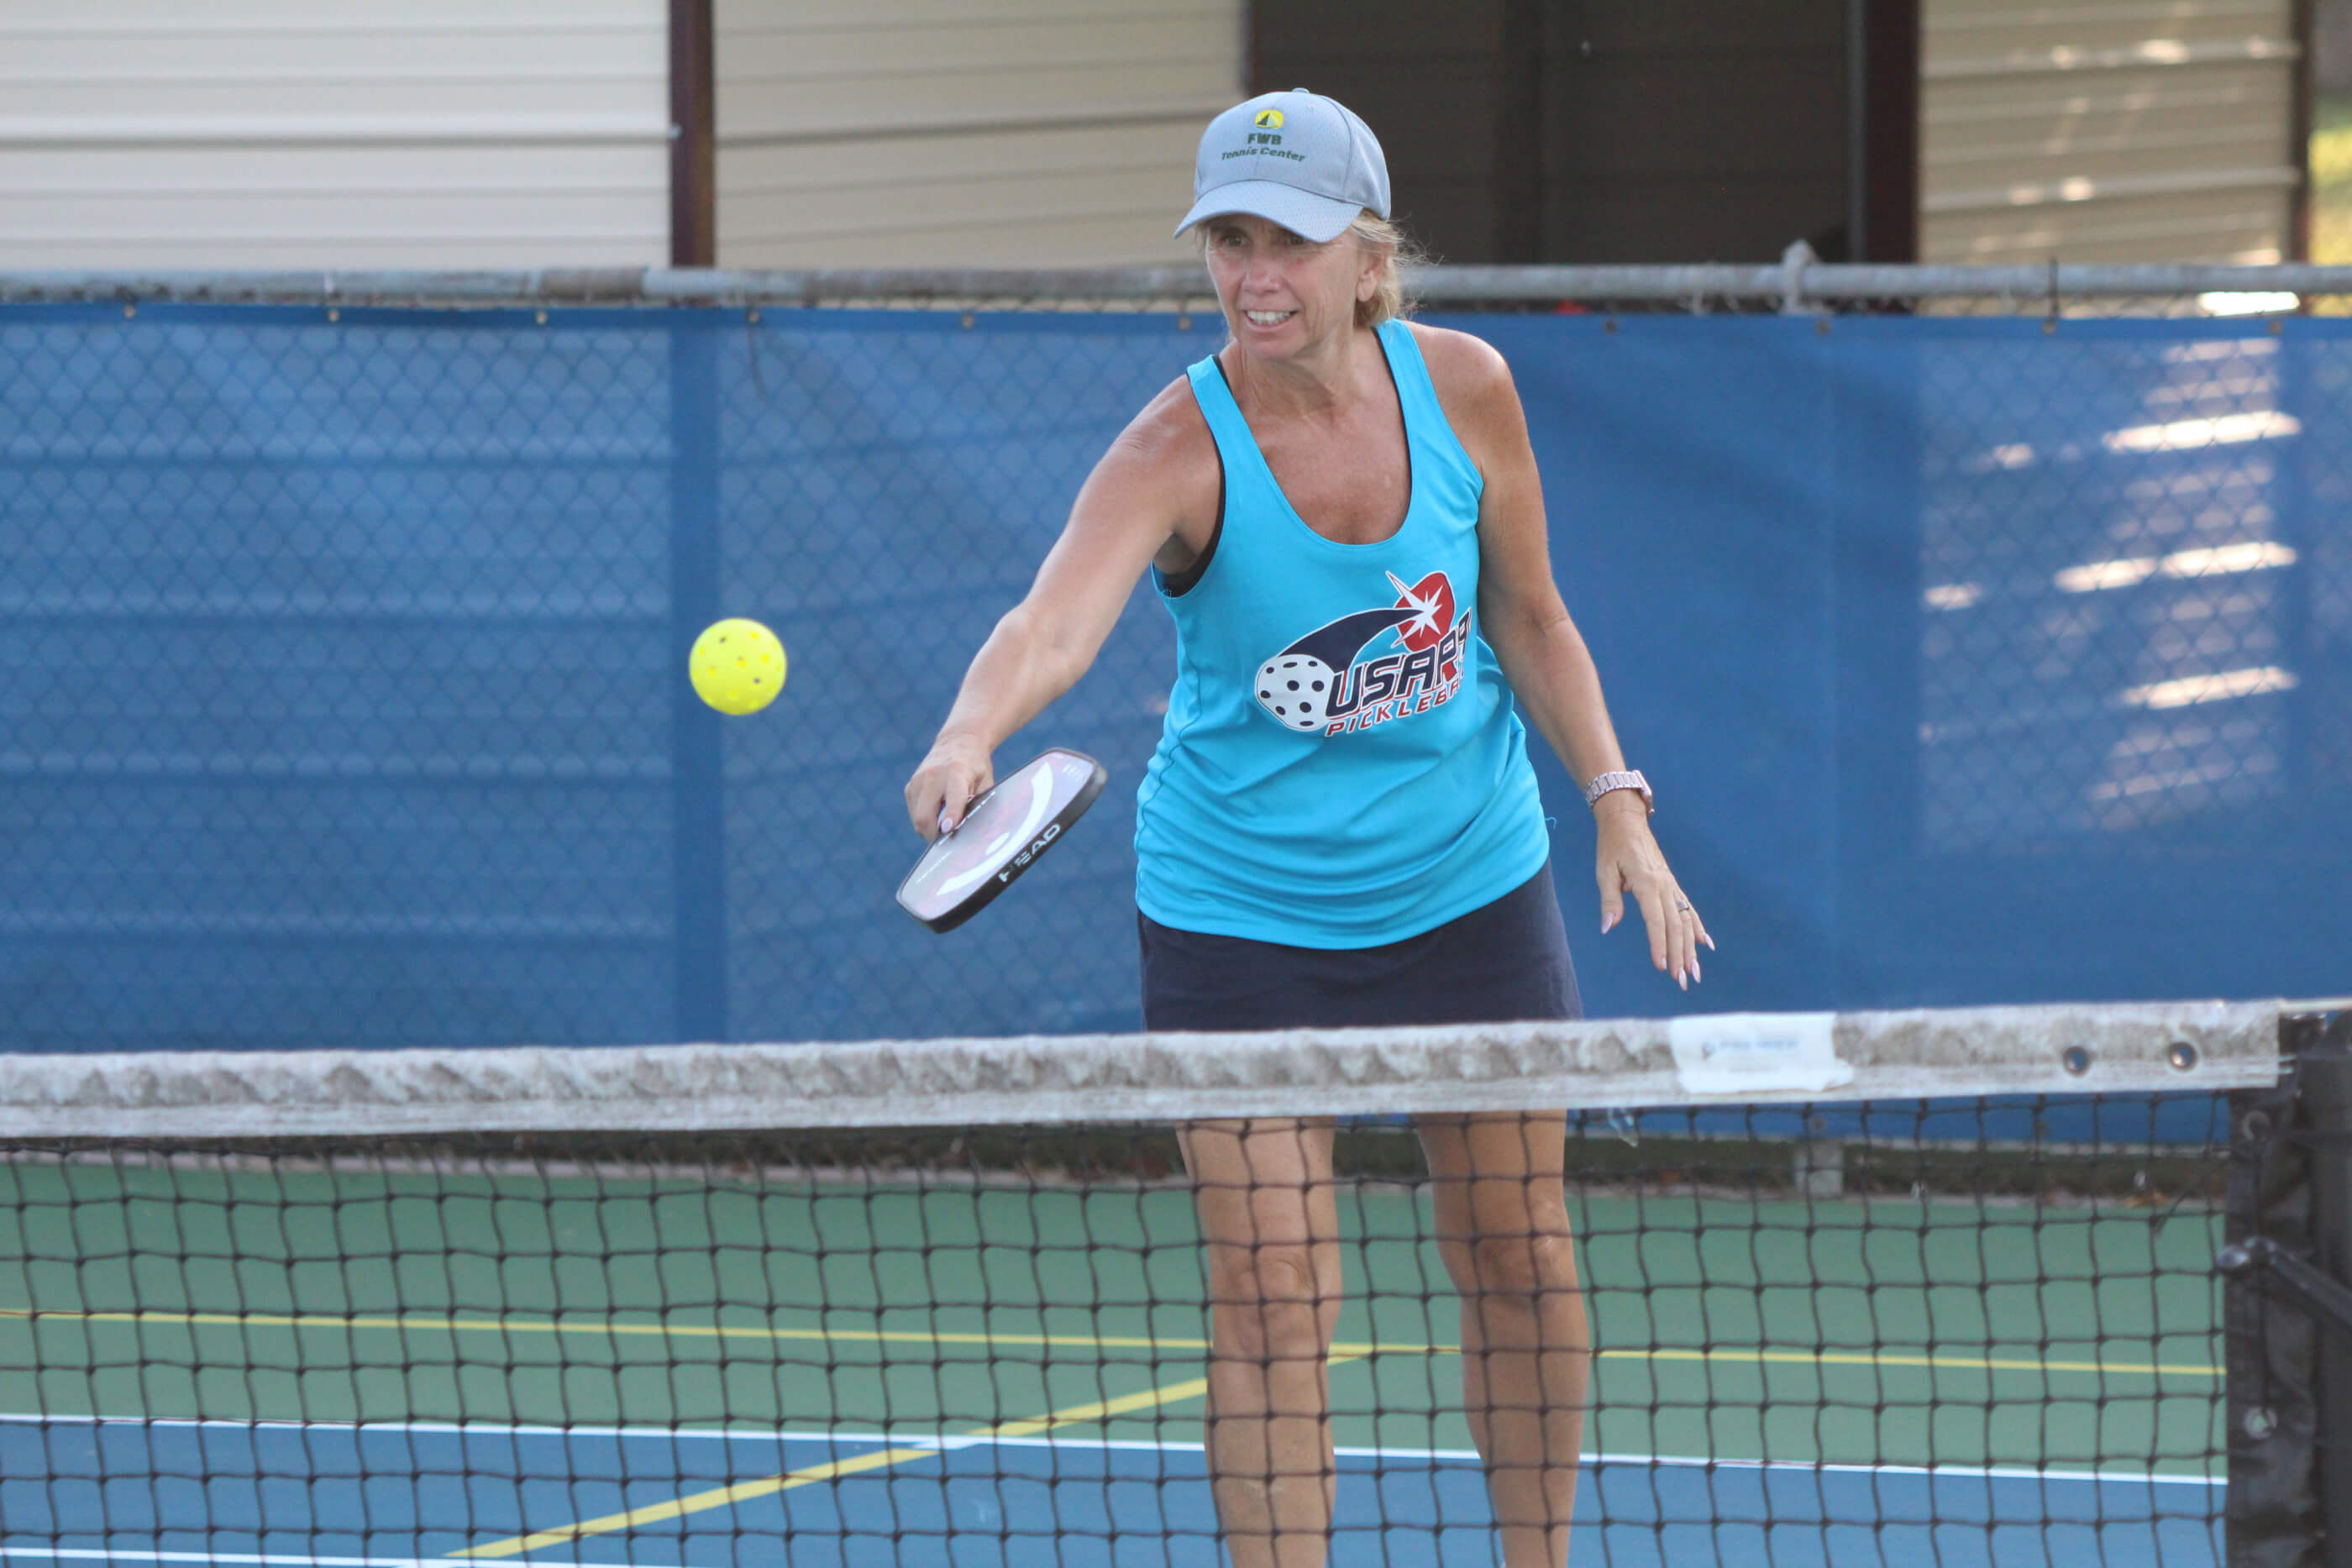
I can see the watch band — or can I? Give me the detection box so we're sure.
[1583,768,1653,814]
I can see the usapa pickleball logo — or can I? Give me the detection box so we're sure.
[1254,570,1467,736]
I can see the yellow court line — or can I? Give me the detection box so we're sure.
[1,1307,2218,1377]
[0,1308,1210,1355]
[0,1305,1446,1361]
[449,1356,1359,1560]
[449,1443,943,1558]
[1594,1345,2222,1378]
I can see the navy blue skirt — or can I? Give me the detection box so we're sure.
[1137,860,1581,1032]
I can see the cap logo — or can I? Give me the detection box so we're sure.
[1253,109,1284,128]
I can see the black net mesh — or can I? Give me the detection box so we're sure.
[0,1070,2242,1565]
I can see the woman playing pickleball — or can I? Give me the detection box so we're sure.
[905,88,1712,1568]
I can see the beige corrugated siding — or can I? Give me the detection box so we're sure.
[1921,0,2302,264]
[716,0,1242,268]
[0,1,669,269]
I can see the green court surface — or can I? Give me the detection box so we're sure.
[0,1151,2224,1481]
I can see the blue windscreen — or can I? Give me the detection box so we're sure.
[1,304,2344,1050]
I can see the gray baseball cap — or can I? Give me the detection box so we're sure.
[1174,88,1390,244]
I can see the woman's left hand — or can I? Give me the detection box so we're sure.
[1593,794,1714,989]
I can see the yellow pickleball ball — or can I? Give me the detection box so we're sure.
[690,618,787,715]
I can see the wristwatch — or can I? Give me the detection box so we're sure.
[1583,768,1653,815]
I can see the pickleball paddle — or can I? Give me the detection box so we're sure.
[895,748,1109,933]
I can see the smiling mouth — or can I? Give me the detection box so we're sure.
[1243,309,1297,327]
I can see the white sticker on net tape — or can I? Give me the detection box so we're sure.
[1666,1012,1854,1098]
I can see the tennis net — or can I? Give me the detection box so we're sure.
[0,1000,2328,1568]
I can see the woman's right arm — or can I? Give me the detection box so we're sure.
[903,380,1215,840]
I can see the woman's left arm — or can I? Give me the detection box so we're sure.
[1418,325,1714,989]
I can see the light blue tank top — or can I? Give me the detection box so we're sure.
[1133,318,1551,947]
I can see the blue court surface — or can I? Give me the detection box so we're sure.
[0,1415,2222,1568]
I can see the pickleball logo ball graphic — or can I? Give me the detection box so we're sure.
[1254,571,1461,733]
[1256,643,1357,732]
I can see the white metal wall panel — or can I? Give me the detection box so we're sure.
[0,1,669,269]
[716,0,1242,268]
[1921,0,2302,264]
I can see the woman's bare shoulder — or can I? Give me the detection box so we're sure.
[1404,322,1516,403]
[1077,369,1221,553]
[1095,370,1219,504]
[1111,370,1217,469]
[1404,322,1527,450]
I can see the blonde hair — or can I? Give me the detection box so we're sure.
[1345,212,1422,328]
[1191,211,1426,330]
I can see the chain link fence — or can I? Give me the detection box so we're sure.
[3,264,2348,1051]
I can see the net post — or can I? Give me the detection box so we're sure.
[2298,1011,2352,1568]
[2227,1018,2325,1567]
[2228,1008,2352,1568]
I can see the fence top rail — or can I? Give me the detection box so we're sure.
[7,261,2352,309]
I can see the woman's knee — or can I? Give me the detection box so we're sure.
[1462,1230,1583,1310]
[1205,1245,1336,1358]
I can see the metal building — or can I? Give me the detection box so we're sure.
[1920,0,2306,264]
[0,0,1236,270]
[0,2,674,269]
[711,0,1239,268]
[0,1,2313,270]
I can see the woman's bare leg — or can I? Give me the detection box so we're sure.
[1417,1110,1588,1568]
[1179,1117,1343,1568]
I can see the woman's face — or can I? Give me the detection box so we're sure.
[1203,214,1378,359]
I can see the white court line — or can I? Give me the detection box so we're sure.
[0,1551,601,1568]
[1,1410,2222,1489]
[1571,1450,2224,1488]
[1,1410,846,1447]
[3,1408,1192,1457]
